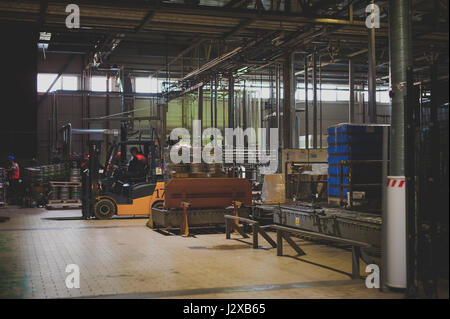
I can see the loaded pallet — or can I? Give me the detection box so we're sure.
[46,181,82,209]
[46,200,81,209]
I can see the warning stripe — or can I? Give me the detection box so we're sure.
[387,179,405,187]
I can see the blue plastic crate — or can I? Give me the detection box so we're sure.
[327,123,390,203]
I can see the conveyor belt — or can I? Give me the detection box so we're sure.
[255,203,381,248]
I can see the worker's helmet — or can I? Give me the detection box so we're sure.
[7,155,15,161]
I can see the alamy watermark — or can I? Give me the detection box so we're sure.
[65,264,80,289]
[169,121,279,175]
[365,264,380,288]
[365,3,380,29]
[65,4,80,29]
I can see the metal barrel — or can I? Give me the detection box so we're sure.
[71,186,80,200]
[0,168,6,182]
[49,184,58,200]
[70,168,81,182]
[60,186,69,200]
[190,163,205,174]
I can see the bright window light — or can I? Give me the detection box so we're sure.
[336,90,350,101]
[135,77,159,93]
[62,76,78,91]
[91,76,107,92]
[135,77,150,93]
[37,73,61,92]
[377,91,390,103]
[321,89,337,101]
[260,87,270,99]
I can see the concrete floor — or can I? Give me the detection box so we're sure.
[0,206,415,299]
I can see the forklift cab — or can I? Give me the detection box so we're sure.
[81,140,165,219]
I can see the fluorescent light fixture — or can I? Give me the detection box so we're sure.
[39,32,51,41]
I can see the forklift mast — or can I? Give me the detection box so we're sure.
[81,140,102,219]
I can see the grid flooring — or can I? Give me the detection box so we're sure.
[0,206,407,299]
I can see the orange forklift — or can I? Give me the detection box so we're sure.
[81,139,164,219]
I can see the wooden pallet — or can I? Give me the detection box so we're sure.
[328,197,343,206]
[49,181,81,187]
[46,199,81,209]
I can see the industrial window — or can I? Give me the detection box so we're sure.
[91,76,107,92]
[61,76,78,91]
[321,89,338,101]
[37,73,79,92]
[336,88,350,101]
[135,77,159,93]
[37,73,61,92]
[377,90,390,103]
[260,87,271,99]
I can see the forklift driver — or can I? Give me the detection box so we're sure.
[126,147,147,178]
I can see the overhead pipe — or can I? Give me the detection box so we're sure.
[61,123,118,155]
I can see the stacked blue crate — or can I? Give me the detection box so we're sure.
[327,123,389,202]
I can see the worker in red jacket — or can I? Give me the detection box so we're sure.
[7,155,20,204]
[128,147,147,176]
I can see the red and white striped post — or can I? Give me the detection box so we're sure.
[385,176,407,289]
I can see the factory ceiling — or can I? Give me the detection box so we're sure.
[0,0,448,90]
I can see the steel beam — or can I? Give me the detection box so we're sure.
[312,50,317,148]
[304,56,309,149]
[367,2,377,123]
[283,52,296,149]
[349,58,355,123]
[228,74,234,129]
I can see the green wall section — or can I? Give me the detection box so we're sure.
[167,93,230,132]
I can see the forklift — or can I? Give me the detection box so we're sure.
[81,138,164,219]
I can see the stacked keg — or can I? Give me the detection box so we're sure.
[70,167,81,182]
[206,163,224,177]
[71,185,81,201]
[60,186,70,200]
[0,168,6,204]
[69,162,81,201]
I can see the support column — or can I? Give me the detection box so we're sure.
[312,51,318,148]
[228,75,234,129]
[210,79,214,129]
[304,56,309,149]
[198,86,203,145]
[368,1,377,124]
[319,56,323,148]
[385,0,413,291]
[389,0,412,176]
[349,59,355,123]
[283,52,296,149]
[276,65,282,172]
[214,76,218,129]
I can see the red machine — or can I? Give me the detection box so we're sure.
[163,178,252,209]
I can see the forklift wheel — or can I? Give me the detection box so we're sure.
[94,199,116,220]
